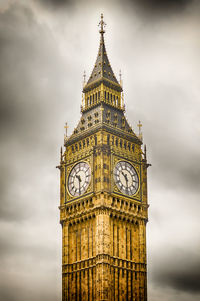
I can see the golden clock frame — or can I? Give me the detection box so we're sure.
[65,154,94,202]
[111,154,142,201]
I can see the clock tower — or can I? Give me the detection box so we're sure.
[58,14,150,301]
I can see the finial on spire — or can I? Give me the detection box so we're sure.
[119,69,123,87]
[64,122,68,136]
[99,13,106,35]
[64,122,69,143]
[137,120,143,141]
[83,70,86,86]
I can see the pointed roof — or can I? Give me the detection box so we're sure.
[66,102,142,146]
[83,14,122,93]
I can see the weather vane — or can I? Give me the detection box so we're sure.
[98,13,106,35]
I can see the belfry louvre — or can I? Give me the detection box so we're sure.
[58,14,150,301]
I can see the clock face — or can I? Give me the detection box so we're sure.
[68,162,91,197]
[114,161,139,196]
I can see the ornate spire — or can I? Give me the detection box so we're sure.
[83,14,122,92]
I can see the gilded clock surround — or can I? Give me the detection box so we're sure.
[65,156,93,202]
[67,161,91,197]
[113,161,139,196]
[58,14,150,301]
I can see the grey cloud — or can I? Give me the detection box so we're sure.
[127,83,200,195]
[0,2,57,221]
[0,1,200,301]
[123,0,193,15]
[0,6,64,299]
[38,0,71,4]
[152,250,200,293]
[35,0,74,9]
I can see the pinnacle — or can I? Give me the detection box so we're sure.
[83,16,121,92]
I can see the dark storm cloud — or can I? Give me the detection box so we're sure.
[152,251,200,293]
[127,0,191,11]
[0,1,199,301]
[0,1,69,221]
[39,0,70,4]
[36,0,73,8]
[0,4,65,298]
[127,82,200,195]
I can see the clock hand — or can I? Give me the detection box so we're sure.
[75,174,82,195]
[75,174,82,182]
[78,180,81,195]
[125,175,128,187]
[121,171,126,177]
[121,171,129,187]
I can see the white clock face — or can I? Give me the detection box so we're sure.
[68,162,91,197]
[114,161,139,196]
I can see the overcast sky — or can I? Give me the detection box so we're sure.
[0,0,200,300]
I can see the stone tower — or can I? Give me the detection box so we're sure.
[58,14,150,301]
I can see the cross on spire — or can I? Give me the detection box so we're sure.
[98,13,106,35]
